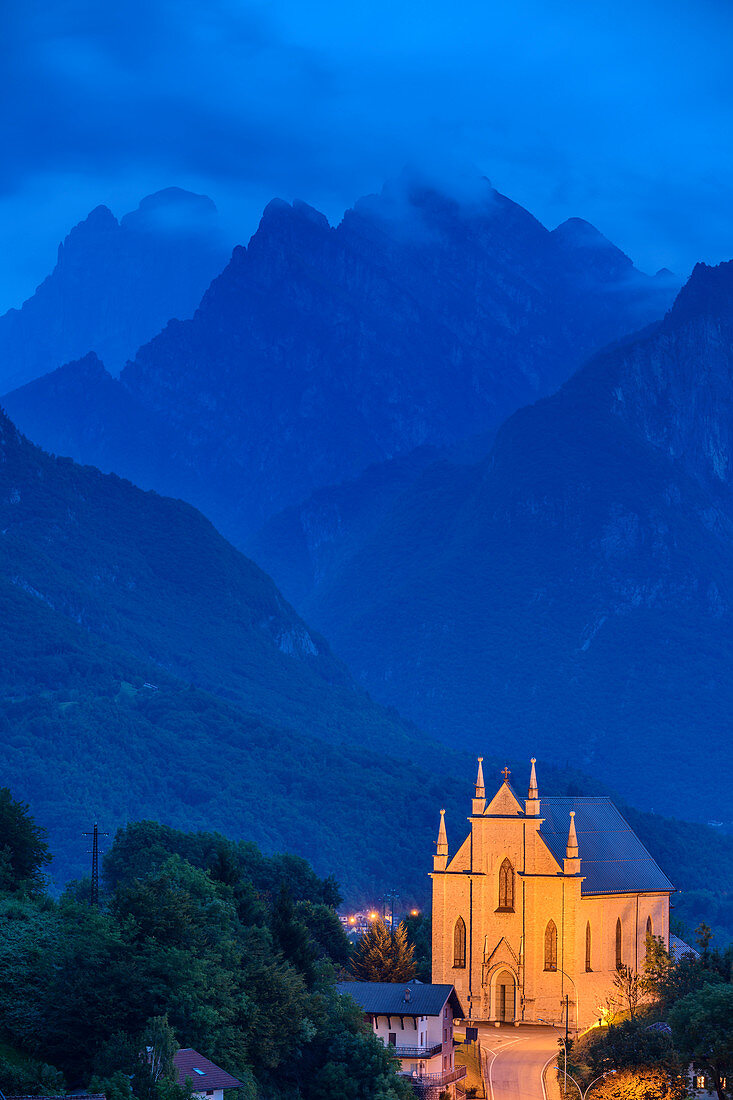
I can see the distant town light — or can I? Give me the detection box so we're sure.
[369,911,378,920]
[410,908,419,916]
[348,916,356,924]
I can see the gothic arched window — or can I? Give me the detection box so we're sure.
[453,917,466,968]
[585,922,592,972]
[544,920,558,971]
[616,918,623,970]
[498,858,515,911]
[645,916,653,963]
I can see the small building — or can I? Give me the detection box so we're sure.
[337,979,466,1098]
[173,1048,243,1100]
[670,933,699,961]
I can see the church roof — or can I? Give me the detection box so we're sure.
[538,797,674,895]
[337,980,464,1017]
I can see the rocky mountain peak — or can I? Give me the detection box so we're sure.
[550,216,634,276]
[667,259,733,327]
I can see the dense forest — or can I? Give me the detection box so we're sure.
[0,788,414,1100]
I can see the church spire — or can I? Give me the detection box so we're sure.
[525,757,540,816]
[528,758,538,800]
[563,810,581,875]
[472,757,486,815]
[566,810,578,858]
[433,809,449,871]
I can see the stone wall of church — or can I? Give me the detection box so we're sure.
[432,856,669,1027]
[575,892,669,1025]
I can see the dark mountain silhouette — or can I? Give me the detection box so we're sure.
[3,175,679,544]
[250,261,733,821]
[0,188,231,391]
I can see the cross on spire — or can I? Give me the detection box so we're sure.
[501,766,511,783]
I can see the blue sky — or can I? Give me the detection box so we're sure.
[3,0,733,308]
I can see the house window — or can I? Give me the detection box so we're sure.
[544,920,558,971]
[454,916,467,968]
[585,922,592,972]
[388,1032,396,1046]
[616,918,623,970]
[498,858,515,910]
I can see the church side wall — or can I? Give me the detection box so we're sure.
[431,872,472,1004]
[575,892,669,1024]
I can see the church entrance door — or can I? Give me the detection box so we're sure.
[495,970,516,1022]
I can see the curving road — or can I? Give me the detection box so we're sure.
[478,1024,562,1100]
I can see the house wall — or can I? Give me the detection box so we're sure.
[370,1003,455,1079]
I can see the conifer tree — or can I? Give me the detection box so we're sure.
[271,884,317,985]
[351,919,417,982]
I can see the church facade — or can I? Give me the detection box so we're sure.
[430,760,674,1028]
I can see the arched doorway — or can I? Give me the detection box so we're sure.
[493,969,516,1022]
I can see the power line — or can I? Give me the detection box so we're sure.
[82,822,109,906]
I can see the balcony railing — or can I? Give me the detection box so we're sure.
[400,1065,468,1087]
[392,1043,443,1058]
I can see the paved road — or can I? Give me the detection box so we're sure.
[478,1025,562,1100]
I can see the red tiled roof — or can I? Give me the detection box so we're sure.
[173,1048,243,1091]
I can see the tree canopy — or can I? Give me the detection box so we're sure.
[0,798,409,1100]
[0,786,51,892]
[351,919,417,982]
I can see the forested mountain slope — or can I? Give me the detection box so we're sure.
[264,261,733,820]
[1,404,729,907]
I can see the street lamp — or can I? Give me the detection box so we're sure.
[538,1018,571,1094]
[555,968,580,1038]
[563,1070,616,1099]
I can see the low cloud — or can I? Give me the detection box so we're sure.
[2,0,733,306]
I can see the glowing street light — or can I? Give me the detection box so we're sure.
[369,910,378,920]
[410,908,419,917]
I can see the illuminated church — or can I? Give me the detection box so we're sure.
[430,760,674,1027]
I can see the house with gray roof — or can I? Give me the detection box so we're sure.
[337,979,466,1098]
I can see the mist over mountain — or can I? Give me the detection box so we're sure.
[0,188,231,391]
[3,175,679,544]
[250,260,733,822]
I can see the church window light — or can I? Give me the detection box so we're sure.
[498,858,515,911]
[544,920,557,971]
[585,921,592,972]
[616,918,622,969]
[453,916,466,968]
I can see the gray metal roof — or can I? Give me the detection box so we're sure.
[539,797,674,896]
[670,933,699,960]
[337,980,464,1017]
